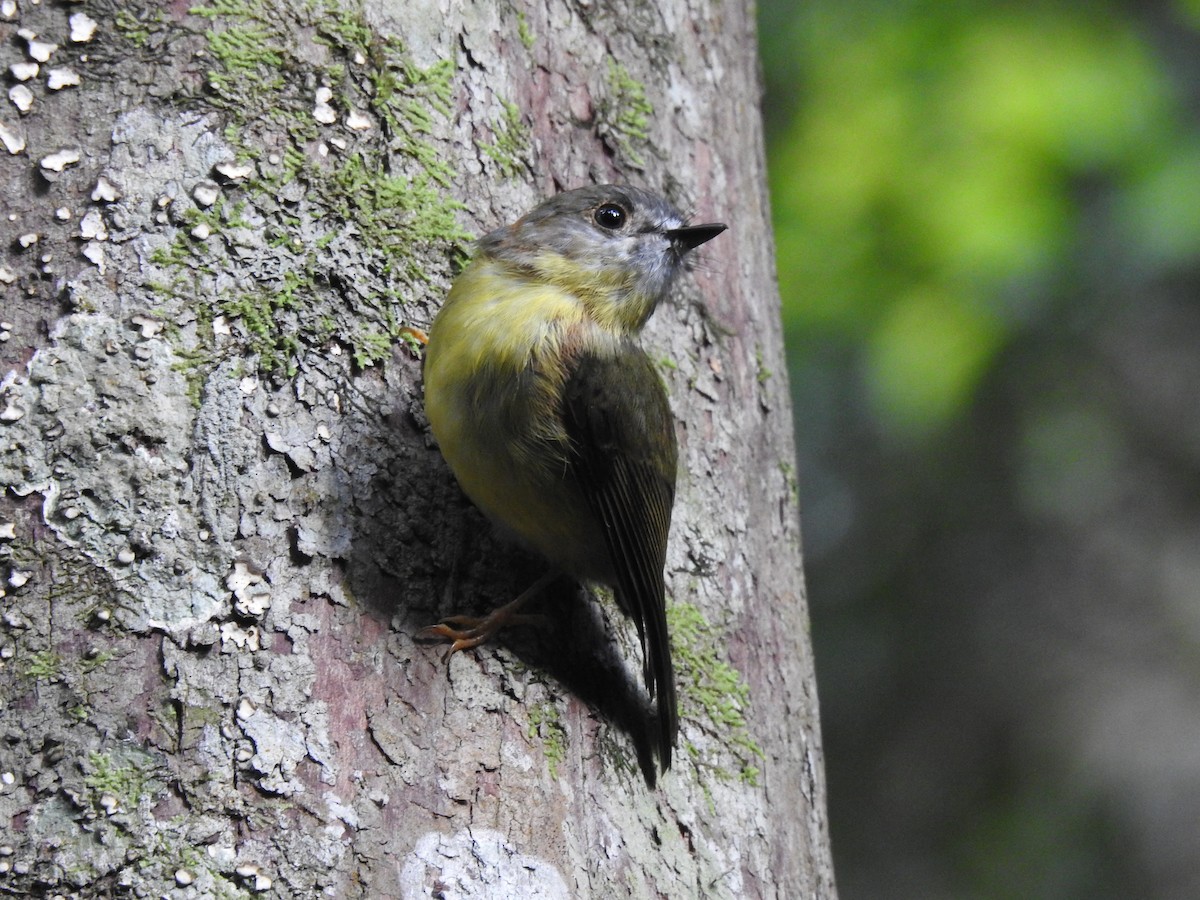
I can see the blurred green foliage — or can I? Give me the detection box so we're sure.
[760,1,1200,897]
[764,0,1200,437]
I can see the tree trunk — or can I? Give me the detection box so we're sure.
[0,1,834,896]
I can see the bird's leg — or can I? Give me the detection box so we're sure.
[418,571,557,656]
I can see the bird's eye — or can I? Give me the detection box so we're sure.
[594,203,627,230]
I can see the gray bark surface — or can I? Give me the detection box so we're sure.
[0,1,835,896]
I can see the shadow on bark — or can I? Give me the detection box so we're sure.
[359,519,662,785]
[338,367,663,786]
[510,576,664,788]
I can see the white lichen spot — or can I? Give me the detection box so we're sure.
[46,68,81,90]
[192,180,220,207]
[79,208,107,240]
[227,560,262,593]
[0,119,24,155]
[215,160,254,181]
[1,771,15,785]
[346,108,372,131]
[40,148,81,172]
[228,559,270,618]
[174,870,194,887]
[221,621,262,650]
[236,697,257,720]
[239,376,257,394]
[0,1,15,20]
[7,570,31,588]
[17,233,38,248]
[0,523,15,541]
[313,86,337,124]
[116,547,135,565]
[8,84,33,114]
[234,586,270,619]
[190,221,212,240]
[251,874,272,892]
[92,175,121,202]
[131,315,162,338]
[10,62,38,82]
[18,30,57,63]
[98,793,119,815]
[213,315,231,336]
[82,241,106,273]
[69,12,98,42]
[55,206,71,220]
[0,403,25,424]
[0,267,13,284]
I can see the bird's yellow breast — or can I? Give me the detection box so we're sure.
[423,256,612,573]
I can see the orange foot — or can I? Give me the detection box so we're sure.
[418,572,556,656]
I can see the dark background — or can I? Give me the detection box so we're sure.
[759,1,1200,896]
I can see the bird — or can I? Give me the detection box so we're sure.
[420,184,726,776]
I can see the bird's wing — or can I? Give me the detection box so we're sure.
[562,342,679,769]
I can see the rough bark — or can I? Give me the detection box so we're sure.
[0,0,834,897]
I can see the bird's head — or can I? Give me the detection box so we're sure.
[479,185,726,334]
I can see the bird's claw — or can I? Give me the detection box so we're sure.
[417,617,492,655]
[418,611,548,660]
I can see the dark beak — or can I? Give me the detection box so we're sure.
[667,222,727,252]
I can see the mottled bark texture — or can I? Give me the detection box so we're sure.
[0,1,834,897]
